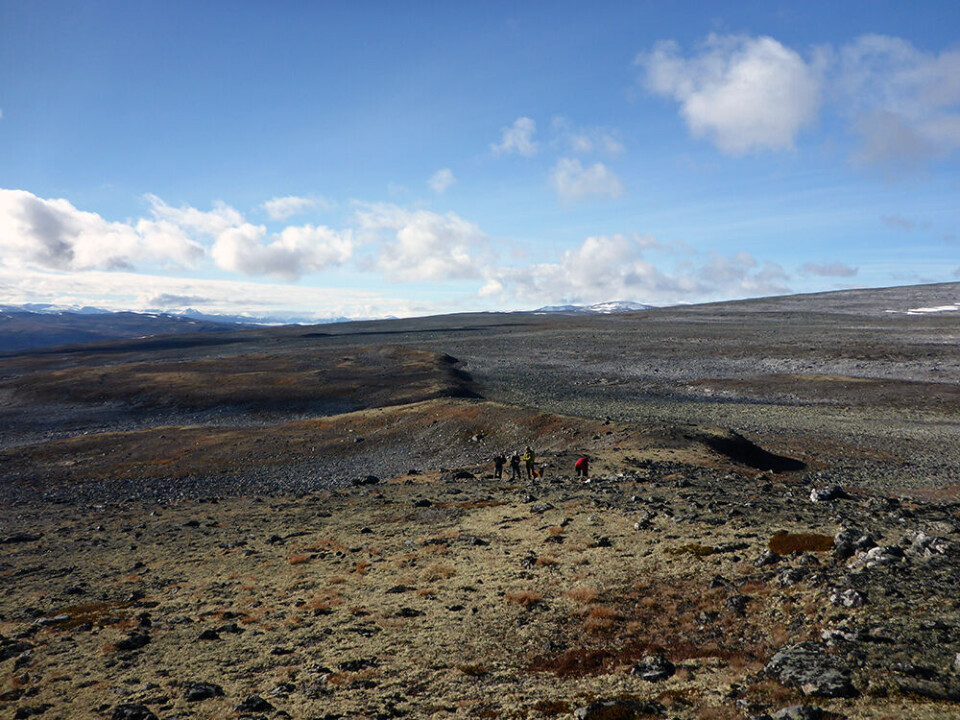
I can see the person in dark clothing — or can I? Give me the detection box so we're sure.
[509,451,521,480]
[494,452,506,479]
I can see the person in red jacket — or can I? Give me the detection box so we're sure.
[574,455,589,478]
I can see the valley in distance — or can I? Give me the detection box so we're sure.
[1,282,960,720]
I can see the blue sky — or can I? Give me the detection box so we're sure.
[1,1,958,320]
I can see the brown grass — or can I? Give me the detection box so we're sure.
[505,591,543,607]
[564,586,599,603]
[423,563,455,581]
[288,553,311,565]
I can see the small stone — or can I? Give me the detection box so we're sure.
[726,594,751,615]
[396,608,425,618]
[772,706,824,720]
[592,536,612,548]
[830,588,866,608]
[111,704,158,720]
[631,652,675,681]
[0,533,42,544]
[183,681,224,702]
[236,695,274,713]
[755,549,782,567]
[810,485,846,503]
[197,629,221,641]
[115,633,150,652]
[13,706,52,720]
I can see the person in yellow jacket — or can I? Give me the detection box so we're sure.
[522,446,535,480]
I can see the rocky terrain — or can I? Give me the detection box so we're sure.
[1,282,959,719]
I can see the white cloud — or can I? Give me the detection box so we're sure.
[0,266,421,321]
[355,203,487,282]
[261,195,330,221]
[801,262,858,277]
[0,189,204,271]
[836,35,960,171]
[552,117,625,157]
[481,234,788,306]
[638,34,822,155]
[211,223,352,280]
[428,168,456,194]
[491,117,539,157]
[551,158,624,200]
[145,194,244,236]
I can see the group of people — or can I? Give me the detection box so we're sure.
[492,447,590,480]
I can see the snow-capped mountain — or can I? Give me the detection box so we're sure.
[533,301,653,314]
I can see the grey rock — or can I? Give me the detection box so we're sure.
[111,705,158,720]
[756,549,782,567]
[905,531,950,558]
[115,633,150,652]
[766,642,858,698]
[236,695,274,712]
[183,681,224,702]
[849,545,905,569]
[830,588,866,608]
[631,652,675,681]
[777,567,809,587]
[810,485,847,502]
[772,706,825,720]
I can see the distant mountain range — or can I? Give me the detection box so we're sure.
[533,300,654,314]
[0,308,245,354]
[0,300,653,354]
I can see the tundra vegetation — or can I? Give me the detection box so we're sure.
[1,283,959,719]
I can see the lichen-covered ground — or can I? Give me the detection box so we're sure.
[3,453,959,720]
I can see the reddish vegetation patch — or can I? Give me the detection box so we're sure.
[530,579,786,678]
[768,533,834,555]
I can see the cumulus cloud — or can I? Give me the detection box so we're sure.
[835,36,960,170]
[428,168,456,194]
[355,203,487,282]
[638,34,823,155]
[551,158,625,200]
[211,223,352,280]
[491,117,539,157]
[480,234,788,306]
[0,189,204,271]
[800,262,858,277]
[261,195,330,221]
[145,194,243,236]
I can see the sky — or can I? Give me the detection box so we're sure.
[0,1,958,322]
